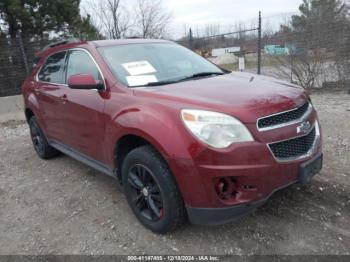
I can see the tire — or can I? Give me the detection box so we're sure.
[122,145,186,234]
[29,116,59,159]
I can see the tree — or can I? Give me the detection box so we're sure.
[0,0,30,38]
[134,0,173,39]
[276,0,350,89]
[0,0,81,38]
[72,14,103,40]
[289,0,349,51]
[263,19,275,46]
[203,24,221,37]
[275,50,327,89]
[84,0,131,39]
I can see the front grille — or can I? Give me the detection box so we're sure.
[269,126,316,160]
[258,102,310,130]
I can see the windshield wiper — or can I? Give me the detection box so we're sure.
[129,72,225,88]
[192,72,225,77]
[179,72,225,81]
[147,72,224,85]
[144,80,180,86]
[129,80,179,88]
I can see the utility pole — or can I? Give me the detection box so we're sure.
[257,11,262,75]
[189,28,194,50]
[18,31,29,75]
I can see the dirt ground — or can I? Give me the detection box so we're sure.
[0,91,349,255]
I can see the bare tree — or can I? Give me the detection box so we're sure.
[272,0,350,89]
[84,0,131,39]
[182,24,189,39]
[134,0,173,39]
[275,50,326,89]
[231,22,247,41]
[263,19,275,46]
[203,24,221,37]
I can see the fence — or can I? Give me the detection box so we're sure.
[177,12,262,75]
[258,11,350,90]
[177,11,350,90]
[1,10,350,97]
[0,36,49,97]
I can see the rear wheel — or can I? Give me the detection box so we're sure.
[29,116,59,159]
[122,145,186,234]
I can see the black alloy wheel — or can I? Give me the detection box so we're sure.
[127,164,164,221]
[122,145,186,233]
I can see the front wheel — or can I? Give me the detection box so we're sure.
[122,146,186,234]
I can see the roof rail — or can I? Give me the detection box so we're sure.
[42,38,81,51]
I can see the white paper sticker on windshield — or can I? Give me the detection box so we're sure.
[122,61,156,76]
[126,75,158,86]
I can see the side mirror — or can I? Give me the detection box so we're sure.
[68,74,104,91]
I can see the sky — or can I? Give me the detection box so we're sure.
[157,0,302,37]
[81,0,303,38]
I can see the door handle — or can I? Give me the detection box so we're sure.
[34,87,42,96]
[60,94,68,104]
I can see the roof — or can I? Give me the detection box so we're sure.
[91,38,172,47]
[41,38,82,51]
[36,39,87,57]
[36,38,173,57]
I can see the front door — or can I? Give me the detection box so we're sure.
[60,49,106,163]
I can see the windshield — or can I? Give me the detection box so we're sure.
[98,43,224,87]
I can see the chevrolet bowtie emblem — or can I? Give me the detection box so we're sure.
[297,121,311,134]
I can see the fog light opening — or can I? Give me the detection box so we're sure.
[215,177,238,200]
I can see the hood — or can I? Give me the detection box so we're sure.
[133,72,307,123]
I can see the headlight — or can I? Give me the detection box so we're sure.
[181,109,254,149]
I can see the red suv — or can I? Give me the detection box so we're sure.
[22,39,323,233]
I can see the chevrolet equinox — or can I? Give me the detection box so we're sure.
[22,39,323,233]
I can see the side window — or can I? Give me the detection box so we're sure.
[38,51,67,83]
[66,50,102,83]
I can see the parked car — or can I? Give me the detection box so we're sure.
[21,39,323,234]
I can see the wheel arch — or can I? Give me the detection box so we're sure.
[25,108,35,122]
[113,133,171,184]
[107,104,195,201]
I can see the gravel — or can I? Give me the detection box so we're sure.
[0,91,349,255]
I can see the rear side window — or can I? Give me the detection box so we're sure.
[32,57,40,70]
[38,51,67,83]
[65,50,102,83]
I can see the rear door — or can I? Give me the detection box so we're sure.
[60,49,106,163]
[36,51,67,141]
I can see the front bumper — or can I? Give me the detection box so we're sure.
[186,181,297,226]
[168,139,322,208]
[186,153,323,225]
[186,196,268,226]
[166,108,322,225]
